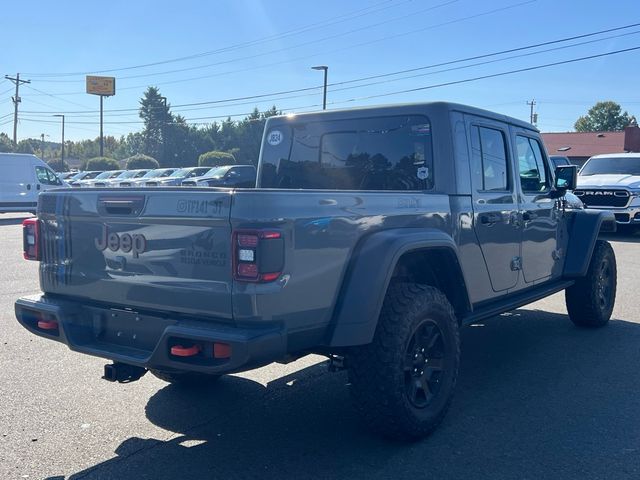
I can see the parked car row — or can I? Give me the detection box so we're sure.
[60,165,257,188]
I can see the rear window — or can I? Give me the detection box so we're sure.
[260,115,434,190]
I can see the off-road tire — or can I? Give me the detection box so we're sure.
[149,369,221,387]
[566,240,616,328]
[347,283,460,440]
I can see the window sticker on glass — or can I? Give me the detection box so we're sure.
[417,166,429,180]
[411,124,431,136]
[267,130,283,146]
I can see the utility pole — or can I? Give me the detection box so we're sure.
[4,73,31,145]
[40,133,47,161]
[53,114,65,163]
[527,99,537,125]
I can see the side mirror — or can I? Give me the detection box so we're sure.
[554,165,577,192]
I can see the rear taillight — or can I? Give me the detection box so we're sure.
[23,218,41,261]
[233,230,284,282]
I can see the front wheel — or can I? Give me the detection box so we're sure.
[566,240,617,327]
[347,283,460,440]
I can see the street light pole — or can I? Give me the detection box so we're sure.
[311,66,328,110]
[53,114,65,163]
[160,96,167,165]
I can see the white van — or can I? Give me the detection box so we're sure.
[0,153,66,214]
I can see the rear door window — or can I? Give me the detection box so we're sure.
[471,126,509,191]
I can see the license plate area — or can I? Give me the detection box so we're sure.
[78,307,176,353]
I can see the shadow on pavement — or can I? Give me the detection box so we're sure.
[602,229,640,244]
[67,309,640,480]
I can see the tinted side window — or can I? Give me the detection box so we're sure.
[471,126,509,191]
[235,168,256,181]
[261,115,433,191]
[516,136,550,193]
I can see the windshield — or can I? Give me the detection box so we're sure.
[580,157,640,176]
[202,166,231,179]
[142,169,169,178]
[70,171,89,180]
[116,170,147,179]
[94,170,121,179]
[169,168,190,177]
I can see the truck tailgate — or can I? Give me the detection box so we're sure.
[38,189,233,319]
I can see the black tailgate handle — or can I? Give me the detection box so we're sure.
[98,195,145,216]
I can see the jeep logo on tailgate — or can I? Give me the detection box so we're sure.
[95,225,147,258]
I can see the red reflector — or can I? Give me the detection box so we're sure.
[262,231,281,240]
[170,344,201,357]
[37,320,58,330]
[237,263,258,278]
[261,272,281,282]
[213,343,232,359]
[237,234,259,247]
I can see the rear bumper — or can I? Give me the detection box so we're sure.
[15,294,285,375]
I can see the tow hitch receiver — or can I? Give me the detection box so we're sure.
[103,363,147,383]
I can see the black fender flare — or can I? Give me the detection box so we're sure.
[563,209,616,278]
[327,228,469,347]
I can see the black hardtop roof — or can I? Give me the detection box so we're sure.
[268,101,537,132]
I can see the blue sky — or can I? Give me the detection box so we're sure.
[1,0,639,141]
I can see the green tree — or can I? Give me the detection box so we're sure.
[15,139,35,154]
[139,87,171,163]
[198,150,236,167]
[0,133,13,152]
[126,154,159,169]
[84,157,120,171]
[47,159,70,172]
[575,101,637,132]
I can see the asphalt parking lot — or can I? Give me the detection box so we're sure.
[1,213,639,480]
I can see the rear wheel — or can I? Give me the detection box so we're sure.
[566,240,616,327]
[347,283,460,440]
[149,369,221,387]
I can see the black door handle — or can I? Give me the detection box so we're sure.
[26,184,31,190]
[480,213,501,224]
[37,184,41,190]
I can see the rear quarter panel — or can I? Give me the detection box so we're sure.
[230,189,452,343]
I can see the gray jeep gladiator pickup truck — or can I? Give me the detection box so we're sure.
[16,102,617,439]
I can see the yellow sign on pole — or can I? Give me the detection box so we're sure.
[86,76,116,96]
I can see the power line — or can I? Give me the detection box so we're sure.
[325,45,640,105]
[323,29,640,94]
[21,0,407,77]
[19,104,318,125]
[22,0,534,95]
[23,84,91,109]
[98,0,459,82]
[18,22,640,118]
[17,45,640,130]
